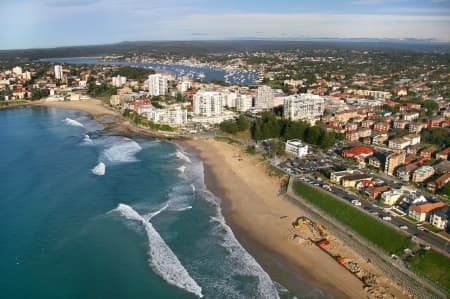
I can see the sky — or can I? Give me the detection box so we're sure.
[1,0,450,50]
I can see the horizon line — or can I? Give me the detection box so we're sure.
[1,37,450,52]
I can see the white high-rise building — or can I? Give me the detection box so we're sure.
[54,65,63,80]
[223,92,237,108]
[148,74,168,96]
[255,85,274,110]
[193,91,224,117]
[236,94,253,112]
[12,66,22,75]
[177,80,192,93]
[22,71,31,81]
[283,94,324,121]
[148,105,187,126]
[112,75,127,87]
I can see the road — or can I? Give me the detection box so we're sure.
[273,159,450,257]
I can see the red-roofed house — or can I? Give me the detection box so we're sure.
[436,147,450,160]
[365,185,391,200]
[427,173,450,192]
[408,202,446,222]
[342,146,375,159]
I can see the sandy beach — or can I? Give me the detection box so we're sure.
[185,137,409,299]
[25,99,407,298]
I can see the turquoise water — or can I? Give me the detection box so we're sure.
[0,107,301,299]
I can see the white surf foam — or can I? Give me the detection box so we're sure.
[175,150,192,163]
[102,138,142,163]
[171,205,192,212]
[186,159,280,299]
[91,162,106,176]
[177,165,186,173]
[83,134,92,143]
[113,203,203,298]
[63,117,84,128]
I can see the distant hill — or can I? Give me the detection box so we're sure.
[1,39,449,61]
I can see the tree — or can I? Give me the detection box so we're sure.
[440,183,450,198]
[422,100,439,117]
[220,120,239,134]
[269,140,285,157]
[236,115,249,131]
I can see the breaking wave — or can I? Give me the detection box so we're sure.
[102,138,142,163]
[186,157,280,299]
[113,203,203,297]
[91,162,106,176]
[83,134,92,143]
[63,117,84,128]
[174,150,191,163]
[177,165,186,173]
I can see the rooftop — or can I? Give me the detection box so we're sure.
[410,202,446,214]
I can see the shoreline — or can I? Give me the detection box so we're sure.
[12,99,408,298]
[184,138,375,299]
[28,99,185,140]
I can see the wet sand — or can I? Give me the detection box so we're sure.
[185,137,369,299]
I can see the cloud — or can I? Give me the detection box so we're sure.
[167,13,450,41]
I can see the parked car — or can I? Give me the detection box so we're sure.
[382,216,392,221]
[399,225,408,230]
[351,200,362,206]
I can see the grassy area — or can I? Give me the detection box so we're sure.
[293,181,412,254]
[422,223,442,233]
[407,249,450,290]
[214,136,241,145]
[0,100,27,107]
[266,164,286,178]
[404,215,419,223]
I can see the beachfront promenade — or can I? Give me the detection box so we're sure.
[284,177,447,298]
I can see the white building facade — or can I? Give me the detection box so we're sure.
[193,91,223,117]
[148,105,187,126]
[147,74,168,96]
[112,75,127,87]
[255,85,274,110]
[285,139,309,157]
[54,65,63,80]
[236,94,253,112]
[283,94,324,121]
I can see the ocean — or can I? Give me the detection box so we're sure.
[0,107,296,299]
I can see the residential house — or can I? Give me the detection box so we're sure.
[365,185,391,200]
[429,206,449,231]
[372,134,388,146]
[420,147,436,160]
[374,122,390,132]
[396,164,419,182]
[436,147,450,160]
[368,156,382,169]
[412,166,435,183]
[385,151,406,176]
[427,173,450,192]
[341,174,373,188]
[389,137,410,150]
[408,202,446,222]
[380,189,403,206]
[345,131,359,142]
[330,170,362,184]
